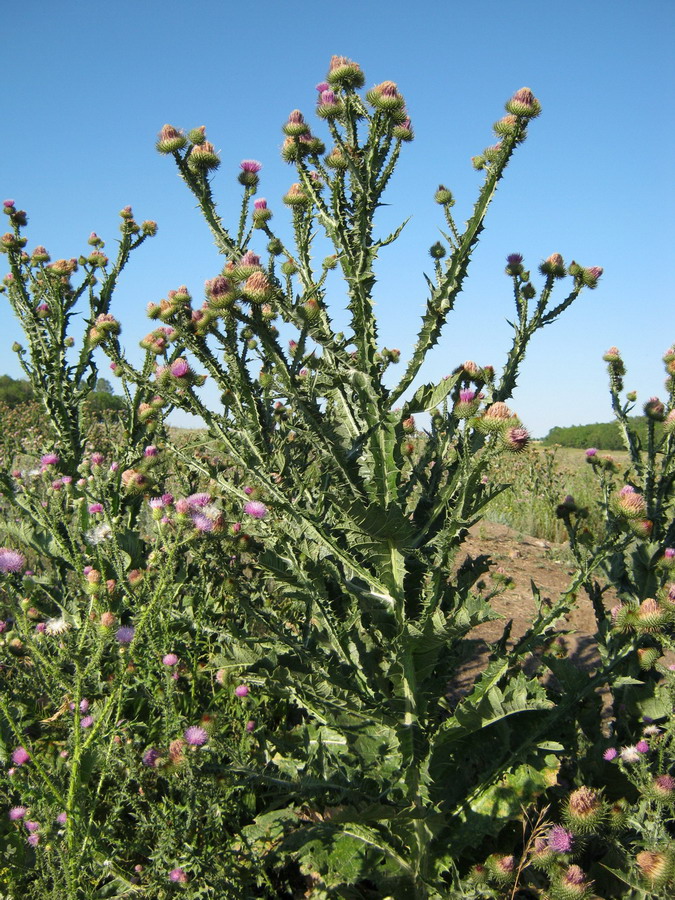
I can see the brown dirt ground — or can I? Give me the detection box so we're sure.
[448,520,610,704]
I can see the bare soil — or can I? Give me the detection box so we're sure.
[448,520,608,703]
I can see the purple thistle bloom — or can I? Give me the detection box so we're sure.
[585,447,597,457]
[149,497,165,510]
[245,719,256,732]
[169,868,188,883]
[116,625,135,644]
[163,653,178,666]
[506,253,523,266]
[244,500,267,519]
[548,825,574,853]
[240,160,262,174]
[234,684,249,698]
[603,747,618,761]
[91,452,105,466]
[254,198,268,210]
[56,811,67,825]
[11,746,30,766]
[636,740,649,753]
[169,358,190,378]
[142,748,161,768]
[80,715,94,728]
[88,503,104,514]
[187,492,211,508]
[184,725,208,746]
[40,453,59,467]
[665,547,675,559]
[315,81,330,92]
[0,548,27,574]
[3,199,15,208]
[27,833,40,847]
[9,806,27,821]
[459,389,476,403]
[144,445,158,457]
[25,820,39,833]
[192,513,214,533]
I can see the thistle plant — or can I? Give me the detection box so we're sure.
[99,56,606,896]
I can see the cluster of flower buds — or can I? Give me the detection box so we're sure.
[281,113,325,163]
[88,313,121,347]
[583,447,619,472]
[139,326,176,355]
[148,286,193,324]
[568,261,603,290]
[472,88,541,170]
[155,357,204,392]
[2,198,28,229]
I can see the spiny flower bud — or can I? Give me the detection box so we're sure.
[392,116,414,141]
[454,388,480,419]
[635,597,669,631]
[664,409,675,434]
[613,485,646,519]
[300,297,321,322]
[540,253,566,278]
[231,250,262,281]
[637,646,660,670]
[252,198,272,227]
[635,850,673,887]
[316,89,342,119]
[326,55,365,90]
[629,518,653,539]
[188,126,206,145]
[30,245,50,263]
[581,265,603,288]
[188,141,220,172]
[550,864,593,899]
[493,114,519,137]
[434,185,454,206]
[242,271,273,304]
[477,401,517,433]
[505,87,541,119]
[502,426,530,453]
[564,786,606,834]
[429,241,446,259]
[650,774,675,801]
[644,396,666,421]
[325,146,349,170]
[238,159,262,187]
[505,252,524,276]
[485,854,516,884]
[282,110,310,138]
[283,183,310,208]
[156,124,187,154]
[366,81,405,112]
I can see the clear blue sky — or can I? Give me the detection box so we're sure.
[2,0,674,437]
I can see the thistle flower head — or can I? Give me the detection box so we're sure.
[505,86,541,118]
[565,786,605,833]
[156,124,187,154]
[169,868,188,883]
[9,806,27,821]
[502,426,530,453]
[11,746,30,766]
[0,548,26,574]
[244,500,267,519]
[116,625,135,645]
[548,825,574,853]
[184,725,208,746]
[327,55,365,89]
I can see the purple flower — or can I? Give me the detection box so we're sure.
[636,740,649,753]
[169,358,190,378]
[187,492,211,508]
[603,747,618,761]
[192,513,214,533]
[245,719,256,732]
[3,199,15,208]
[9,806,27,821]
[142,748,161,768]
[163,653,178,666]
[116,625,135,644]
[585,447,597,457]
[254,198,268,210]
[88,503,104,514]
[665,547,675,559]
[169,868,188,883]
[80,715,94,729]
[0,548,27,574]
[56,812,67,825]
[315,81,330,92]
[548,825,574,853]
[184,726,208,747]
[506,253,523,266]
[11,746,30,766]
[40,453,59,467]
[240,160,262,174]
[27,833,40,847]
[243,500,267,519]
[90,453,105,466]
[25,820,39,833]
[234,684,249,698]
[144,445,158,457]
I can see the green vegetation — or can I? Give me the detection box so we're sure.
[543,416,655,450]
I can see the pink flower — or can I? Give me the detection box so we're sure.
[636,740,649,753]
[11,746,30,766]
[0,548,27,574]
[240,160,262,174]
[603,747,618,761]
[244,500,267,519]
[88,503,104,514]
[169,868,188,883]
[234,684,249,698]
[9,806,27,821]
[40,453,59,467]
[170,358,190,378]
[184,726,208,746]
[163,653,178,666]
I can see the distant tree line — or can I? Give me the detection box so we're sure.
[543,416,654,450]
[0,374,124,414]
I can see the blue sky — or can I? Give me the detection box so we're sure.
[2,0,674,437]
